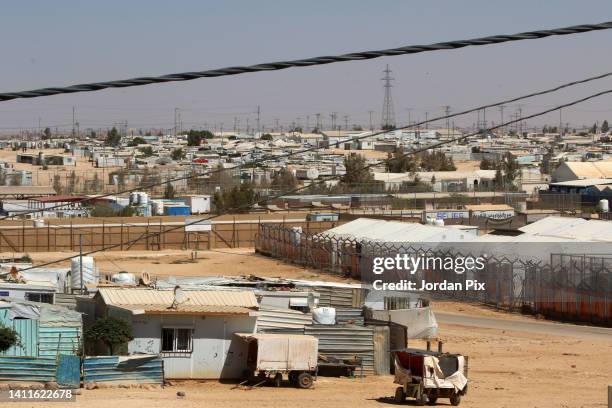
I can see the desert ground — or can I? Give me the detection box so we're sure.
[3,248,611,408]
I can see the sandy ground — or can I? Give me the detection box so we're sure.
[8,324,611,408]
[4,248,611,407]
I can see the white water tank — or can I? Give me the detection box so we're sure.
[151,200,164,215]
[433,218,445,227]
[111,272,136,285]
[32,219,45,228]
[599,199,609,213]
[138,192,149,206]
[70,256,98,289]
[312,307,336,325]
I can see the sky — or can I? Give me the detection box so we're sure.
[2,0,612,134]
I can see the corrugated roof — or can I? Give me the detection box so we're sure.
[98,288,258,309]
[561,161,612,179]
[0,186,56,196]
[111,304,253,315]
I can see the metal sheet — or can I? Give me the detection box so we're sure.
[0,308,38,357]
[0,356,56,382]
[39,325,81,357]
[98,288,258,308]
[304,324,375,375]
[256,307,312,332]
[335,308,364,326]
[83,355,163,384]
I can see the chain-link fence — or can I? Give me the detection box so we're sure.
[256,224,611,325]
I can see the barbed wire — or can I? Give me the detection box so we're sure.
[1,21,612,102]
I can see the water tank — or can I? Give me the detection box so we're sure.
[70,256,98,289]
[433,219,445,227]
[599,199,609,213]
[425,217,435,225]
[306,168,319,180]
[111,272,136,285]
[32,219,45,228]
[151,200,164,216]
[138,192,149,206]
[312,307,336,325]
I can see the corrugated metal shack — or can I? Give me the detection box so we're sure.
[0,299,82,357]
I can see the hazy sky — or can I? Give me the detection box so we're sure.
[2,1,612,133]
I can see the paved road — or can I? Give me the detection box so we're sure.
[436,312,612,341]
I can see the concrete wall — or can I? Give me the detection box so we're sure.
[121,312,256,379]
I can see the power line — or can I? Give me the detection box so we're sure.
[6,69,612,220]
[2,21,612,102]
[18,86,612,271]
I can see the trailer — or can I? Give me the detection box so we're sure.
[236,333,318,388]
[393,348,468,406]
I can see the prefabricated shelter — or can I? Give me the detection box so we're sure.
[90,287,259,379]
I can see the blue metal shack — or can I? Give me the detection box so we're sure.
[0,299,82,357]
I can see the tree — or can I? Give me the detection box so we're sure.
[105,127,122,147]
[186,129,214,146]
[171,148,185,161]
[261,133,273,141]
[139,146,154,157]
[501,152,519,184]
[602,120,610,133]
[480,158,496,170]
[42,127,52,140]
[53,174,63,194]
[271,168,298,190]
[127,137,146,147]
[591,123,598,134]
[163,183,176,199]
[0,325,18,352]
[84,316,133,355]
[387,148,417,173]
[213,183,259,214]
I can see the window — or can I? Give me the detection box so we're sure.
[25,292,54,304]
[161,328,192,353]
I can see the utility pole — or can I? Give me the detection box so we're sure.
[406,108,412,127]
[368,110,374,132]
[425,112,429,130]
[256,105,261,137]
[444,106,451,137]
[381,64,396,129]
[316,113,322,131]
[173,108,179,137]
[306,115,310,132]
[499,105,505,136]
[275,118,280,132]
[330,112,337,131]
[233,117,238,134]
[71,106,76,140]
[344,115,349,131]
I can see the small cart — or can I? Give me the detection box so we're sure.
[236,333,318,389]
[393,348,468,406]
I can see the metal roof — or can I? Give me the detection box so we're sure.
[0,186,56,196]
[110,304,254,315]
[98,288,258,309]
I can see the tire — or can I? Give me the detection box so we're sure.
[273,373,283,387]
[297,372,314,389]
[416,392,428,406]
[450,393,461,406]
[427,395,438,405]
[394,386,405,403]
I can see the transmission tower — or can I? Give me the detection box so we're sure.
[381,64,396,129]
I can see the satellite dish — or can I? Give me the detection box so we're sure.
[171,285,188,309]
[140,270,151,286]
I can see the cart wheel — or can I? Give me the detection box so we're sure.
[416,392,428,406]
[297,372,313,389]
[450,393,461,406]
[394,387,405,403]
[273,373,283,387]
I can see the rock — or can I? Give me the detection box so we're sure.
[28,383,45,390]
[0,383,9,391]
[45,382,60,390]
[176,391,186,398]
[118,384,130,389]
[72,389,82,395]
[85,382,98,390]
